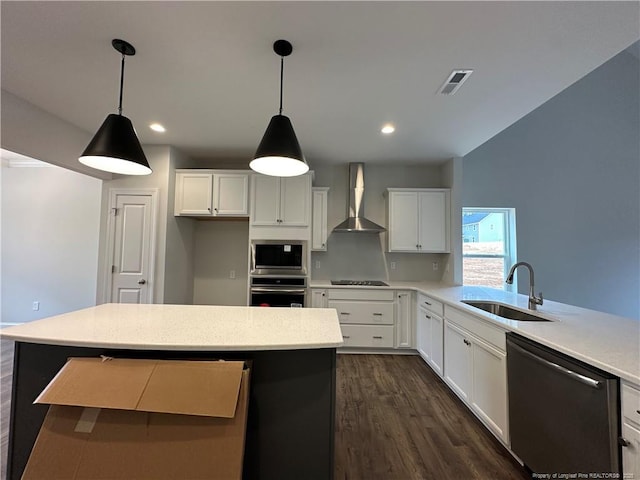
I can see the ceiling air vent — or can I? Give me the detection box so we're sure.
[438,69,473,95]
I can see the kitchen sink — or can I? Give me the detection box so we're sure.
[461,300,552,322]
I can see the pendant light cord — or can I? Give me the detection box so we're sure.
[118,53,125,115]
[279,56,284,115]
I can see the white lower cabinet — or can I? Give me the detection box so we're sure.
[340,324,394,348]
[622,382,640,478]
[444,321,472,402]
[310,289,327,308]
[444,306,508,444]
[416,293,444,377]
[470,335,507,442]
[326,288,404,349]
[395,291,413,349]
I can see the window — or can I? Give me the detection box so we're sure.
[462,208,516,290]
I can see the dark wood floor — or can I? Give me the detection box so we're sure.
[0,346,529,480]
[335,354,530,480]
[1,339,14,480]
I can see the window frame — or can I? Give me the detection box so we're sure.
[462,207,517,291]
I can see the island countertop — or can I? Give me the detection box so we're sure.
[0,303,344,351]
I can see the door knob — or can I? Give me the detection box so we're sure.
[138,279,146,285]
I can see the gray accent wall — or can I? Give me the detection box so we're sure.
[463,48,639,320]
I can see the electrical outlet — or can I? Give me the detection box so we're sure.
[32,301,40,311]
[390,261,396,270]
[229,270,236,279]
[432,262,439,271]
[315,260,321,269]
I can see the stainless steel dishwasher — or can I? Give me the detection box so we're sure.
[506,332,621,476]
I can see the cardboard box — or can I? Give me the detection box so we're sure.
[22,357,250,480]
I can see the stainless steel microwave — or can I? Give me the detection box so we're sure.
[250,240,307,276]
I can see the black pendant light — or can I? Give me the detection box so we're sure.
[79,39,152,175]
[250,39,308,177]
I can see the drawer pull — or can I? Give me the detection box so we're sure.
[424,301,432,306]
[373,313,383,316]
[619,437,631,447]
[340,312,350,315]
[342,335,351,339]
[372,335,383,339]
[424,314,431,319]
[463,339,471,346]
[637,410,640,415]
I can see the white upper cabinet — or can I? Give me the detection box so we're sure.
[175,172,213,215]
[174,170,249,217]
[387,188,450,253]
[212,173,249,215]
[251,174,311,227]
[311,188,329,251]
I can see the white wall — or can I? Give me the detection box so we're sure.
[1,90,111,180]
[463,48,639,319]
[163,148,196,305]
[192,220,249,306]
[1,162,102,325]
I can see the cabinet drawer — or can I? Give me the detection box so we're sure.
[445,305,506,351]
[417,293,444,317]
[622,382,640,425]
[340,325,394,348]
[329,300,394,325]
[327,289,394,302]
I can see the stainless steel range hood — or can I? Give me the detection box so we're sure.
[333,163,386,233]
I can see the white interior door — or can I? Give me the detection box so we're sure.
[110,193,155,303]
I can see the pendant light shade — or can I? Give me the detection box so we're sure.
[250,114,308,177]
[79,39,151,176]
[250,40,308,177]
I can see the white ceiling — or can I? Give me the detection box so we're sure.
[2,1,639,169]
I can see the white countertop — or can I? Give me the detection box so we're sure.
[311,281,640,384]
[0,303,344,351]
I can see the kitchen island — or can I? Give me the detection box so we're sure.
[1,303,343,480]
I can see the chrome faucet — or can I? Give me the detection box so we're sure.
[506,262,543,310]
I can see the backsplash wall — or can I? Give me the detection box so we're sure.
[311,163,449,282]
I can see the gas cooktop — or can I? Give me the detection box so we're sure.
[331,280,389,286]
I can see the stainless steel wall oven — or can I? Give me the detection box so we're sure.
[250,240,307,276]
[250,277,307,307]
[249,240,308,307]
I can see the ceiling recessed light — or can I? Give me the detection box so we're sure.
[381,124,395,134]
[149,123,166,133]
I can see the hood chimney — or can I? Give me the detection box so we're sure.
[332,163,386,233]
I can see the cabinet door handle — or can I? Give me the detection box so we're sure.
[373,313,383,316]
[418,244,422,249]
[463,339,471,346]
[138,279,147,285]
[322,292,325,296]
[637,409,640,415]
[340,312,350,315]
[342,335,351,339]
[214,208,218,212]
[424,301,432,306]
[619,437,631,447]
[372,336,383,339]
[424,314,431,319]
[207,207,211,212]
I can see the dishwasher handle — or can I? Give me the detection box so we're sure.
[510,342,602,389]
